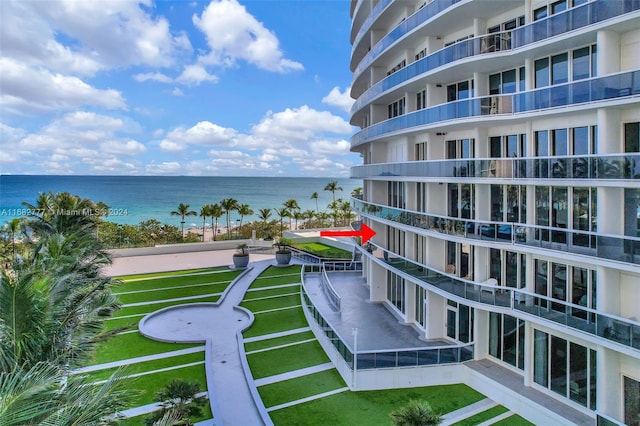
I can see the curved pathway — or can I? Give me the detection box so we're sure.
[139,259,275,426]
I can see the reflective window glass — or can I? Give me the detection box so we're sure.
[535,58,550,88]
[572,47,590,81]
[552,53,569,84]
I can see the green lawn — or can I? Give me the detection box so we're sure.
[122,363,207,407]
[91,332,199,365]
[122,404,213,426]
[247,340,329,379]
[242,306,308,338]
[257,265,301,277]
[82,351,205,382]
[244,330,315,353]
[452,405,509,425]
[245,284,300,298]
[240,293,301,313]
[269,384,485,426]
[258,369,345,408]
[116,270,240,293]
[103,317,140,332]
[112,295,220,318]
[117,267,228,280]
[117,281,229,304]
[293,243,352,259]
[249,274,301,289]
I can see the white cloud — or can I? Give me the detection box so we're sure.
[145,161,183,175]
[134,72,174,83]
[176,64,219,86]
[322,86,354,114]
[100,140,147,156]
[172,87,184,96]
[193,0,303,73]
[160,121,238,151]
[0,57,126,114]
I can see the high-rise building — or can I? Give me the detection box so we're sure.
[349,1,640,424]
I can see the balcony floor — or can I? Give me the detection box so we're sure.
[303,271,450,351]
[466,359,595,426]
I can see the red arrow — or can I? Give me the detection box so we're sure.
[320,223,376,244]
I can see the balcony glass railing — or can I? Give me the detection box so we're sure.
[352,0,640,90]
[362,242,640,351]
[353,0,463,77]
[301,264,474,369]
[352,199,640,266]
[350,154,640,181]
[351,70,640,147]
[352,0,392,51]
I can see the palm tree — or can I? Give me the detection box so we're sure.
[303,209,316,229]
[258,208,272,238]
[351,187,363,197]
[220,198,238,239]
[390,399,442,426]
[274,207,290,237]
[199,205,211,242]
[144,379,207,426]
[329,199,341,227]
[170,203,197,239]
[209,203,222,241]
[311,191,320,214]
[283,198,300,230]
[340,200,352,226]
[3,218,23,267]
[237,204,254,238]
[324,180,343,203]
[23,191,100,236]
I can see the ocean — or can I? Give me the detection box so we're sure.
[0,175,361,226]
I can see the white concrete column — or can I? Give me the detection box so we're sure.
[596,347,622,419]
[474,246,490,282]
[524,57,534,91]
[405,281,416,324]
[474,127,489,158]
[523,321,533,386]
[596,266,621,316]
[597,30,621,75]
[369,261,387,302]
[425,290,445,339]
[597,108,622,153]
[474,309,489,359]
[474,72,488,98]
[524,0,533,24]
[473,18,487,36]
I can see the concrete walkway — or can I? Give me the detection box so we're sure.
[137,259,276,426]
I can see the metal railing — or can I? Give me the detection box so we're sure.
[350,153,640,182]
[352,69,640,147]
[321,264,342,312]
[352,198,640,267]
[300,264,475,370]
[362,242,640,351]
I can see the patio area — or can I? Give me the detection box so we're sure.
[302,270,450,351]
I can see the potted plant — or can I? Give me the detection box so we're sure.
[273,237,293,266]
[232,243,249,269]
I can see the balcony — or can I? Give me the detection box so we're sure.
[300,263,473,370]
[361,242,640,353]
[351,70,640,147]
[350,154,640,182]
[352,0,640,92]
[352,198,640,267]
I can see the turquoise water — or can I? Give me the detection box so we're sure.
[0,175,361,226]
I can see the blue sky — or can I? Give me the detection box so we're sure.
[0,0,358,176]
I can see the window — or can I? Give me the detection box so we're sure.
[446,241,473,279]
[491,185,526,224]
[416,89,426,110]
[489,134,526,157]
[551,53,569,85]
[386,271,405,313]
[446,300,473,343]
[415,142,426,160]
[535,57,550,88]
[490,313,525,370]
[388,181,405,208]
[533,6,548,21]
[386,59,406,76]
[624,376,640,425]
[415,285,426,327]
[446,139,474,159]
[388,97,406,118]
[448,183,474,220]
[533,330,597,410]
[447,80,473,102]
[535,45,596,88]
[415,48,426,61]
[625,122,640,153]
[551,0,567,14]
[489,67,525,94]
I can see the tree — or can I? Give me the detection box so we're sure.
[257,208,272,239]
[22,191,101,236]
[340,200,353,226]
[209,203,222,241]
[144,379,207,426]
[390,400,442,426]
[324,180,343,203]
[237,204,254,238]
[283,198,300,231]
[199,205,211,242]
[170,203,197,239]
[274,207,290,237]
[302,209,316,229]
[310,191,319,214]
[220,198,238,239]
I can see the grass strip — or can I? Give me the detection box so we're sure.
[293,243,352,259]
[492,414,535,425]
[250,275,301,289]
[240,294,301,313]
[91,332,198,365]
[122,405,213,426]
[122,363,207,407]
[452,405,509,426]
[258,265,301,277]
[258,369,345,408]
[242,307,308,338]
[117,271,240,292]
[244,330,315,352]
[269,384,485,426]
[247,340,329,379]
[103,316,140,332]
[117,281,229,304]
[113,295,220,318]
[245,285,299,298]
[117,267,228,280]
[82,351,205,382]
